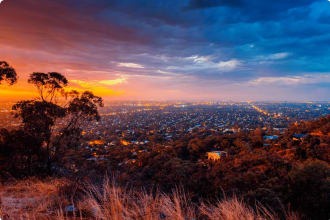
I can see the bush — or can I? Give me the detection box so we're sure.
[287,160,330,219]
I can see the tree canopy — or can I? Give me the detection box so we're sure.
[0,61,17,85]
[28,72,68,102]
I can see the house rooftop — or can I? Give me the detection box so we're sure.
[293,134,307,138]
[263,135,278,140]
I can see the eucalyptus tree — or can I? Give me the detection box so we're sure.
[28,72,68,102]
[0,61,17,84]
[12,71,103,174]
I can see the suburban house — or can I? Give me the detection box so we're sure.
[293,134,307,141]
[263,135,278,140]
[89,139,105,146]
[121,139,130,146]
[207,151,227,161]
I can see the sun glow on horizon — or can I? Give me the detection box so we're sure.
[65,86,124,97]
[0,82,37,101]
[0,77,126,101]
[68,78,126,97]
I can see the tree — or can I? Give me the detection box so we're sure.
[11,72,103,175]
[53,91,104,162]
[28,72,68,102]
[13,100,66,139]
[0,129,44,177]
[0,61,17,84]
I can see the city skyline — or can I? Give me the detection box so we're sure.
[1,0,330,101]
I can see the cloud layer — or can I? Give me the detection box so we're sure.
[0,0,329,100]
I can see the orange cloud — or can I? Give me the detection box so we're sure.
[98,77,127,86]
[117,63,144,69]
[71,77,127,87]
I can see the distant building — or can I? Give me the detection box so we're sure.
[121,139,130,146]
[310,132,323,136]
[293,134,307,141]
[223,128,239,134]
[207,151,227,161]
[263,135,278,140]
[89,139,104,146]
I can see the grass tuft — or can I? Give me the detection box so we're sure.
[0,178,299,220]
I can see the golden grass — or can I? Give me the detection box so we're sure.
[0,178,299,220]
[0,178,72,219]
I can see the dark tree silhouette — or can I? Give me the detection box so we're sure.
[0,129,44,176]
[12,101,66,170]
[9,71,103,174]
[53,90,104,163]
[0,61,17,84]
[67,91,104,122]
[28,72,68,102]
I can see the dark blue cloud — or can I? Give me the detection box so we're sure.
[185,0,313,21]
[185,0,243,9]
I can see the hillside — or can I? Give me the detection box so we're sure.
[0,115,329,219]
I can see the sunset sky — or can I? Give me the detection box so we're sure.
[0,0,329,101]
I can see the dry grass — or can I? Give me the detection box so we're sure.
[200,197,276,220]
[0,178,73,219]
[0,178,299,220]
[82,180,197,220]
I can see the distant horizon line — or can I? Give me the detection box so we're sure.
[0,99,329,104]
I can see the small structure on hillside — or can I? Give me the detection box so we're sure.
[207,151,227,161]
[293,134,307,141]
[89,139,104,146]
[263,135,278,140]
[121,139,130,146]
[310,132,323,136]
